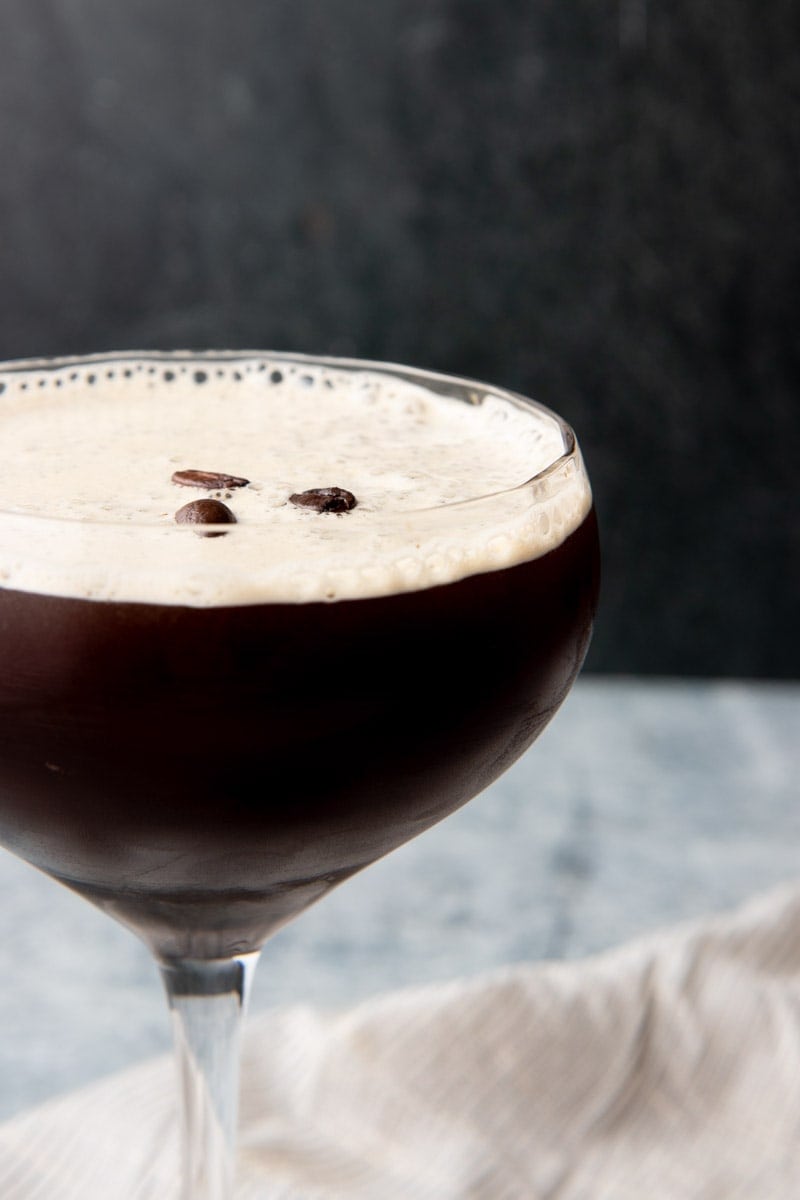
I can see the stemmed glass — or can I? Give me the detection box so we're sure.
[0,351,598,1198]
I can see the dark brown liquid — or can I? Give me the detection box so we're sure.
[0,511,598,960]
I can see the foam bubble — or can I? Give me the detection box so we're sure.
[0,352,592,605]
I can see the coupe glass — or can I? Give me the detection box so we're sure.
[0,351,599,1198]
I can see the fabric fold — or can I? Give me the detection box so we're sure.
[3,884,800,1198]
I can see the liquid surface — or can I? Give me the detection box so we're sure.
[0,353,591,605]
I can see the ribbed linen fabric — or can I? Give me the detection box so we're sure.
[2,885,800,1199]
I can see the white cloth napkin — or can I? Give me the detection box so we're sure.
[3,884,800,1199]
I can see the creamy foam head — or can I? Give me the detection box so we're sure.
[0,352,592,605]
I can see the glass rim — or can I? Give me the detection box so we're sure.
[0,349,580,528]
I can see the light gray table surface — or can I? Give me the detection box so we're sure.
[0,677,797,1121]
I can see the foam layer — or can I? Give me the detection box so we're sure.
[0,352,592,605]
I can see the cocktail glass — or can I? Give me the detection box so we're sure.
[0,351,599,1198]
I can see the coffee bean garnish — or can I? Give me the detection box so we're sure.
[172,469,250,490]
[289,487,358,514]
[175,498,237,536]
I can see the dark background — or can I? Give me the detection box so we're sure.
[0,1,797,676]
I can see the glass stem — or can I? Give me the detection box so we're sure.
[160,952,260,1200]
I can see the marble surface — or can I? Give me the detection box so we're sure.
[0,677,797,1120]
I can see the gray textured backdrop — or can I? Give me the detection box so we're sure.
[0,1,797,675]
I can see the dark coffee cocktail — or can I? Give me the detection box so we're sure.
[0,354,597,965]
[0,351,598,1197]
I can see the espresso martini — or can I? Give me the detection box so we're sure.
[0,352,598,961]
